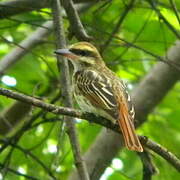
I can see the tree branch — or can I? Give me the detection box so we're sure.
[52,0,89,179]
[0,139,56,179]
[0,88,82,122]
[0,162,38,180]
[62,0,91,41]
[0,0,97,19]
[169,0,180,25]
[0,87,180,172]
[138,150,157,180]
[140,136,180,173]
[147,0,180,39]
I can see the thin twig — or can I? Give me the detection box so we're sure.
[138,149,157,180]
[52,0,90,180]
[114,10,153,60]
[0,0,94,19]
[169,0,180,25]
[92,26,180,72]
[147,0,180,39]
[0,162,38,180]
[62,0,91,41]
[1,147,14,178]
[0,89,60,153]
[113,36,180,72]
[26,123,55,151]
[140,136,180,172]
[100,0,135,53]
[0,139,56,179]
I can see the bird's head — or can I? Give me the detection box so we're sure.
[54,42,104,70]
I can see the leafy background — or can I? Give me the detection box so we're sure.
[0,0,179,179]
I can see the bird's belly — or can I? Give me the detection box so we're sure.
[74,93,96,113]
[74,93,116,123]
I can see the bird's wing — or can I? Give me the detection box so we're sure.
[74,69,118,117]
[75,69,143,151]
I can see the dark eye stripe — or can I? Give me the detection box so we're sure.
[70,48,95,57]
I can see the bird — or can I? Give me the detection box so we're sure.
[55,42,143,152]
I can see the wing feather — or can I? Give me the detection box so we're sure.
[74,69,143,152]
[74,70,117,111]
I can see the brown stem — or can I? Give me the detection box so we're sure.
[62,0,91,41]
[52,0,89,179]
[0,87,180,172]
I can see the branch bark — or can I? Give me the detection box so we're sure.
[62,0,91,41]
[138,150,157,180]
[52,0,89,179]
[0,0,96,19]
[0,87,180,172]
[140,136,180,173]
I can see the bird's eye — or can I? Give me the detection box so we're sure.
[79,50,89,56]
[70,49,92,57]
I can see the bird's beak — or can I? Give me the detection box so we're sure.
[54,49,78,60]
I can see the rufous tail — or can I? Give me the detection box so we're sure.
[118,104,143,152]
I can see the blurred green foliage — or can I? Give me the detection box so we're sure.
[0,0,179,179]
